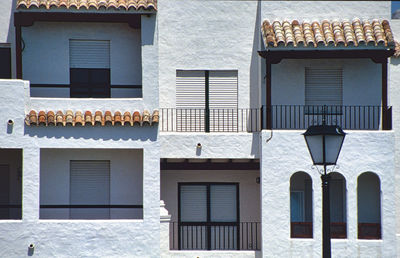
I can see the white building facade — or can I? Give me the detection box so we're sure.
[0,0,399,257]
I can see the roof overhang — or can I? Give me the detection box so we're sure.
[258,48,395,64]
[14,11,142,28]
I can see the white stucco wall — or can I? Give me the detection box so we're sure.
[0,80,161,257]
[260,130,396,257]
[160,133,259,159]
[158,0,261,109]
[40,149,143,219]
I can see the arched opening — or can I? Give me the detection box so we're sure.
[358,172,381,239]
[329,172,347,238]
[290,172,313,238]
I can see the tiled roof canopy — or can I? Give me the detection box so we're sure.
[262,18,395,48]
[25,110,159,126]
[16,0,157,10]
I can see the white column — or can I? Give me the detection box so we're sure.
[22,147,40,221]
[160,200,172,257]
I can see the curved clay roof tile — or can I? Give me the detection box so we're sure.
[75,111,83,126]
[104,111,113,125]
[123,111,132,126]
[56,110,64,126]
[94,111,103,126]
[84,111,93,125]
[29,110,38,125]
[65,110,74,126]
[151,110,159,124]
[38,111,47,125]
[47,111,55,125]
[142,110,151,125]
[133,111,142,125]
[114,111,122,125]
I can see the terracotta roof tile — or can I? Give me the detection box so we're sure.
[16,0,157,10]
[262,18,395,48]
[25,110,158,127]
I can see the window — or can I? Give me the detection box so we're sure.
[70,160,110,219]
[176,70,238,132]
[179,183,239,250]
[330,172,347,238]
[357,172,381,239]
[305,68,343,114]
[69,40,110,98]
[0,47,11,79]
[290,172,313,238]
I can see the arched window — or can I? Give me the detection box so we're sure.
[329,172,347,238]
[290,172,313,238]
[358,172,381,239]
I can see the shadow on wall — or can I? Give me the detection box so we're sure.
[250,0,262,157]
[390,57,400,66]
[24,125,158,141]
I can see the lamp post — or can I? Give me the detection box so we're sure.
[303,121,346,258]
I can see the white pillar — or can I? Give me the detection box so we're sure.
[22,147,40,221]
[160,200,171,257]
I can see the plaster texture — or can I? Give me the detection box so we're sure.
[0,80,161,257]
[260,130,396,257]
[160,133,259,159]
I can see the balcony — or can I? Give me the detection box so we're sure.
[159,105,391,132]
[169,222,261,250]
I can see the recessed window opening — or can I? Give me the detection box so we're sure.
[357,172,381,239]
[290,172,313,238]
[40,149,143,220]
[179,183,239,250]
[330,172,347,238]
[0,46,11,79]
[0,149,22,220]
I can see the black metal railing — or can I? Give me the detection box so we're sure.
[269,105,390,130]
[169,222,260,251]
[39,204,143,219]
[160,108,261,132]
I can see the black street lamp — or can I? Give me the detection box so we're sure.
[303,122,346,258]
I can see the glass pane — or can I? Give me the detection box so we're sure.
[210,185,237,222]
[305,135,323,164]
[180,185,207,222]
[290,191,304,222]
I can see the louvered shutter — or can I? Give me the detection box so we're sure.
[210,185,237,222]
[70,161,110,219]
[176,71,206,131]
[69,40,110,69]
[180,185,207,222]
[305,68,343,106]
[209,71,238,132]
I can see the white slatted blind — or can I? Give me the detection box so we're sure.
[210,185,237,222]
[70,160,110,219]
[69,40,110,69]
[305,68,343,106]
[180,185,207,222]
[209,71,238,132]
[176,70,206,131]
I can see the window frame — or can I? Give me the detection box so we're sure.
[178,182,240,250]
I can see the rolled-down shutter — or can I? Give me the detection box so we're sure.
[180,185,207,222]
[176,70,206,131]
[70,160,110,219]
[305,68,343,106]
[209,71,238,132]
[69,40,110,69]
